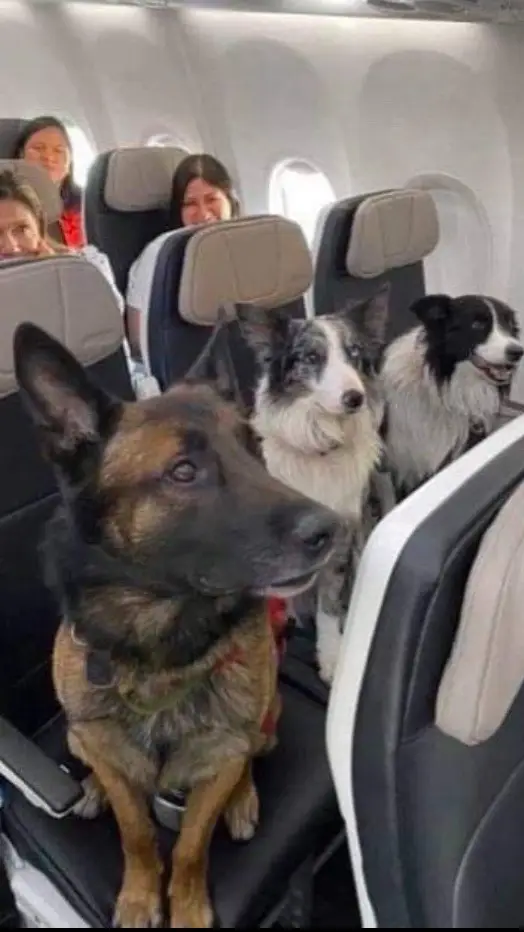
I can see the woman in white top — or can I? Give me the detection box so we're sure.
[125,153,241,359]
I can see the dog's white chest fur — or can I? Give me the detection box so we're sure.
[383,328,501,489]
[254,406,381,523]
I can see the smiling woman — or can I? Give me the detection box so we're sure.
[12,115,95,248]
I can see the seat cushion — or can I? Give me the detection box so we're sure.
[3,681,340,928]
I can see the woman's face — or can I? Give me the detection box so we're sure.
[181,177,233,227]
[22,126,71,186]
[0,198,42,256]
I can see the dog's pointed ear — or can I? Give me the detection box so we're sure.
[411,294,453,325]
[236,304,292,366]
[337,284,390,348]
[14,322,120,466]
[185,310,243,407]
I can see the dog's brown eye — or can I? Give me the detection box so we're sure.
[170,459,197,483]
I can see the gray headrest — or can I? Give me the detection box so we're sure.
[104,146,188,212]
[0,159,62,224]
[436,478,524,745]
[0,119,27,158]
[178,215,313,325]
[346,189,439,278]
[0,254,124,399]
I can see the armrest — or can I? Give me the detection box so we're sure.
[496,398,524,429]
[501,398,524,417]
[0,717,83,818]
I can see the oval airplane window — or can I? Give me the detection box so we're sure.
[62,121,97,188]
[269,160,335,248]
[406,174,493,295]
[146,134,188,151]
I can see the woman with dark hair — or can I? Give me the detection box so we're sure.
[12,115,86,248]
[168,152,240,229]
[125,152,241,358]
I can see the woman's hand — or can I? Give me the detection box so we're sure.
[38,238,56,256]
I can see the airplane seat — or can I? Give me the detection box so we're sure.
[0,253,133,923]
[0,254,131,736]
[313,188,439,343]
[314,188,524,430]
[146,213,311,401]
[146,213,333,700]
[0,258,346,927]
[326,414,524,928]
[84,145,187,295]
[0,119,27,158]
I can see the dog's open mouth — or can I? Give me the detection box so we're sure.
[470,355,515,385]
[197,569,319,599]
[257,569,319,598]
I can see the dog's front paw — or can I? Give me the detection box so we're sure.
[316,610,342,685]
[224,773,259,841]
[73,773,108,820]
[170,870,214,928]
[113,882,163,928]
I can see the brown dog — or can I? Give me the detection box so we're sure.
[13,321,338,929]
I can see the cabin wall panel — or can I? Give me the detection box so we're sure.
[63,5,203,152]
[182,11,514,301]
[0,2,89,133]
[489,27,524,400]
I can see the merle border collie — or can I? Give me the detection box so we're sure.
[382,293,523,498]
[237,287,390,684]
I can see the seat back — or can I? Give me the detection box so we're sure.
[146,214,312,403]
[313,188,439,343]
[0,255,133,736]
[84,146,187,295]
[327,414,524,928]
[0,119,27,158]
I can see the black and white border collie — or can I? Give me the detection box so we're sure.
[382,293,523,498]
[237,287,390,684]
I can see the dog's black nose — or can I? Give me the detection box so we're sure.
[293,509,338,559]
[506,344,524,363]
[342,389,364,412]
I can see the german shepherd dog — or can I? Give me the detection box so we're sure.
[13,321,338,929]
[237,287,390,684]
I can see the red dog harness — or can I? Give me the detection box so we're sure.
[266,596,289,661]
[210,596,289,737]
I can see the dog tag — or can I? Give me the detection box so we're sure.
[86,650,114,688]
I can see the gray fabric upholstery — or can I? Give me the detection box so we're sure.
[0,254,124,399]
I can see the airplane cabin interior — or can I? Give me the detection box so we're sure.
[0,0,524,928]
